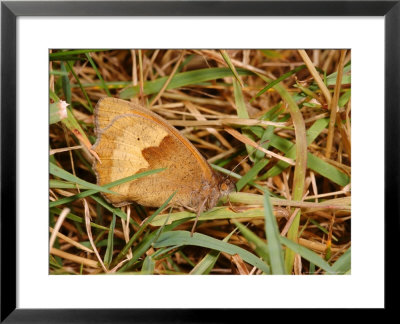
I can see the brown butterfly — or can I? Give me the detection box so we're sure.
[92,97,235,234]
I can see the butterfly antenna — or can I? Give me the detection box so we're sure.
[225,140,270,180]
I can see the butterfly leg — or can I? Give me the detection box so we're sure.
[227,194,239,213]
[190,198,208,237]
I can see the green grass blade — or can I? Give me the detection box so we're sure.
[305,118,330,143]
[189,249,218,275]
[190,228,237,275]
[154,231,270,274]
[119,67,254,99]
[233,78,255,158]
[117,232,156,273]
[150,206,268,227]
[279,236,335,274]
[258,117,329,179]
[236,158,269,191]
[50,70,69,76]
[260,50,283,59]
[71,81,132,90]
[150,193,350,227]
[117,234,153,272]
[265,77,307,274]
[327,247,351,275]
[309,153,349,186]
[252,103,284,162]
[60,62,71,103]
[264,193,285,274]
[49,168,165,208]
[220,50,243,87]
[234,221,270,264]
[151,246,181,262]
[61,106,94,151]
[309,218,338,242]
[295,82,320,101]
[49,180,89,189]
[49,162,117,195]
[325,64,351,86]
[250,65,306,102]
[65,61,93,113]
[233,78,248,120]
[339,90,351,107]
[253,118,350,186]
[50,207,109,230]
[141,255,155,274]
[112,192,176,266]
[117,218,189,272]
[85,53,111,96]
[90,195,137,227]
[49,89,60,102]
[50,49,108,61]
[103,213,116,268]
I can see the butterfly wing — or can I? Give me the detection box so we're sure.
[92,98,218,208]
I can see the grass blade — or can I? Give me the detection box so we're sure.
[65,61,93,113]
[50,207,109,230]
[61,106,96,157]
[119,67,254,99]
[112,192,176,266]
[253,118,350,186]
[154,231,270,274]
[324,64,351,86]
[117,218,189,272]
[327,247,351,275]
[257,116,328,181]
[279,236,335,274]
[60,62,71,103]
[149,206,267,227]
[236,158,269,191]
[190,228,237,275]
[85,53,111,96]
[103,213,116,268]
[234,221,270,264]
[50,162,117,195]
[264,192,285,274]
[49,168,165,208]
[90,195,137,227]
[141,255,155,274]
[253,103,284,162]
[250,65,306,102]
[50,180,88,189]
[260,75,307,273]
[233,78,255,158]
[220,50,243,87]
[50,49,108,61]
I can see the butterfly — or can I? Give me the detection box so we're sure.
[92,97,235,234]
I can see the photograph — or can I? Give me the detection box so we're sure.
[49,49,351,275]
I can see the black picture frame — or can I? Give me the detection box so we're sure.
[1,0,397,321]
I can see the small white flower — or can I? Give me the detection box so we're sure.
[57,100,69,119]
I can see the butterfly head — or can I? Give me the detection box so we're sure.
[218,176,236,196]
